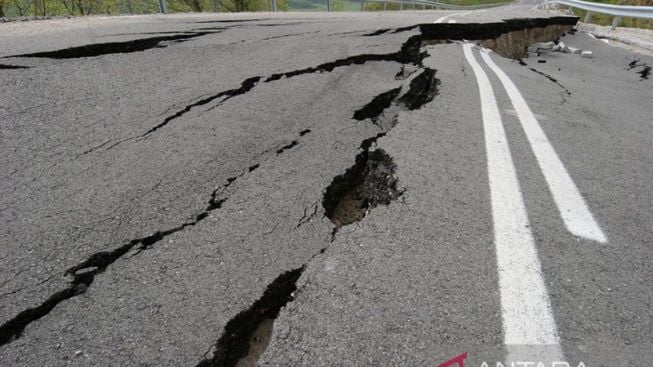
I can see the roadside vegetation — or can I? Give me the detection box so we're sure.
[0,0,512,17]
[0,0,288,16]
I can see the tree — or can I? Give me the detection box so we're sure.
[331,0,345,11]
[12,0,32,15]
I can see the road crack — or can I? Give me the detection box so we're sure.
[195,267,304,367]
[0,129,311,347]
[4,32,214,59]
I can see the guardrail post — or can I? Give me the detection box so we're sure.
[400,2,403,10]
[271,0,277,11]
[360,0,365,11]
[412,0,415,9]
[384,0,387,10]
[158,0,166,13]
[326,0,330,11]
[611,16,621,30]
[584,11,592,23]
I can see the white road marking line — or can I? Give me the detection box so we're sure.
[434,10,472,24]
[448,20,457,23]
[462,43,563,359]
[480,50,607,243]
[434,15,452,23]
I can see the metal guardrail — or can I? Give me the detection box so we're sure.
[365,0,510,11]
[538,0,653,29]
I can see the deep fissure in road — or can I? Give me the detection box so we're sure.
[111,18,576,142]
[5,32,214,59]
[0,128,311,347]
[323,148,401,231]
[0,63,30,69]
[323,68,439,235]
[195,267,303,367]
[1,16,576,352]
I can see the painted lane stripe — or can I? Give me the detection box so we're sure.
[434,11,471,24]
[462,43,563,360]
[480,50,607,243]
[434,14,452,23]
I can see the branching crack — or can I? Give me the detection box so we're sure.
[138,76,262,139]
[296,202,319,228]
[0,128,310,347]
[323,67,439,237]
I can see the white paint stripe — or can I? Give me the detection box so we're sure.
[434,15,451,23]
[448,19,457,23]
[462,43,563,358]
[480,50,607,243]
[434,10,472,24]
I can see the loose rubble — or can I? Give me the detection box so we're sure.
[526,40,593,60]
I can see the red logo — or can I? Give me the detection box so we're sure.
[436,352,468,367]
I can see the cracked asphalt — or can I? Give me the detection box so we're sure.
[1,7,652,367]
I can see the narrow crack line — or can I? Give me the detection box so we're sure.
[3,32,213,59]
[296,202,319,228]
[260,30,320,41]
[138,76,262,140]
[519,59,572,96]
[275,140,299,155]
[75,138,115,158]
[0,129,311,347]
[363,28,391,37]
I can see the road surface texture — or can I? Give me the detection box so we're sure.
[1,5,651,367]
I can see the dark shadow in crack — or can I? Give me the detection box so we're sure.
[4,32,212,59]
[196,267,304,367]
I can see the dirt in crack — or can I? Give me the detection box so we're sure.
[196,267,303,367]
[322,148,401,233]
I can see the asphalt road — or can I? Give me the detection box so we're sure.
[1,6,651,367]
